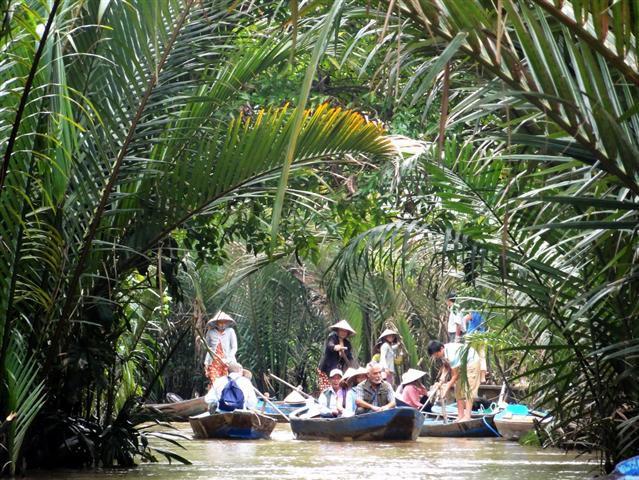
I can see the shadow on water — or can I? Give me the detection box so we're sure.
[24,424,597,480]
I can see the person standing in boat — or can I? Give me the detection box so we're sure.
[204,311,238,387]
[463,311,488,383]
[317,320,357,391]
[427,340,480,422]
[377,327,401,387]
[318,368,345,417]
[445,292,464,342]
[355,362,396,414]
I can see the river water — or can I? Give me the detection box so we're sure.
[25,423,597,479]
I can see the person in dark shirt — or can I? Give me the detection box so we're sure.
[317,320,356,390]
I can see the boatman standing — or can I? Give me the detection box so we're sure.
[445,292,464,343]
[427,340,480,422]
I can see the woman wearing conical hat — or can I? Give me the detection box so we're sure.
[378,327,401,388]
[204,311,238,387]
[398,368,429,410]
[317,320,357,391]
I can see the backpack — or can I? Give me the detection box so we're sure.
[218,376,245,412]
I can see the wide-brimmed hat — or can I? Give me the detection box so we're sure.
[401,368,426,386]
[343,367,367,382]
[329,320,356,336]
[206,311,236,327]
[377,328,399,342]
[329,368,344,378]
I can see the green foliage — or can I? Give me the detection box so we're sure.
[0,0,397,472]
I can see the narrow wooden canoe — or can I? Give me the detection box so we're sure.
[256,399,306,423]
[145,396,207,421]
[420,414,500,438]
[289,407,423,441]
[189,410,277,440]
[494,411,550,440]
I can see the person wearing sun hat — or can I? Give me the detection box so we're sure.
[338,367,368,417]
[318,368,346,417]
[317,320,357,391]
[377,327,401,387]
[204,311,238,387]
[398,368,429,409]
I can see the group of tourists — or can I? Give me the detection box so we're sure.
[202,292,488,422]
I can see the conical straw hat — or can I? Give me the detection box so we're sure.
[377,328,399,342]
[283,390,306,404]
[401,368,426,386]
[206,311,236,327]
[329,320,356,336]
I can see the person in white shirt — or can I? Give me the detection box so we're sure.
[204,311,238,385]
[427,340,480,422]
[318,369,345,417]
[205,362,257,411]
[377,328,401,387]
[445,292,464,342]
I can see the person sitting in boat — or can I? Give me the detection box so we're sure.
[318,368,345,417]
[317,320,356,391]
[427,340,480,422]
[205,361,257,412]
[354,362,396,414]
[204,311,238,387]
[397,368,429,410]
[378,327,401,387]
[339,367,367,417]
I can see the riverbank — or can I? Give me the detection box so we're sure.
[23,423,597,480]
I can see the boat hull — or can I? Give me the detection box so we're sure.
[145,397,207,421]
[494,413,550,440]
[420,415,499,438]
[189,411,277,440]
[289,407,423,441]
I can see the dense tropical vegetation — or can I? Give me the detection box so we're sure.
[1,0,637,475]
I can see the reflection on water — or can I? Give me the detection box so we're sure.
[24,423,597,480]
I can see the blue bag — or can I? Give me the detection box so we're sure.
[218,376,245,412]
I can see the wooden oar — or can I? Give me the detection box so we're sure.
[267,371,316,401]
[253,387,291,423]
[419,381,441,412]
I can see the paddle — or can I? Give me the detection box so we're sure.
[267,371,325,419]
[253,387,291,423]
[266,371,316,401]
[420,381,442,412]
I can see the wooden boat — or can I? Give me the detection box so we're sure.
[256,399,306,423]
[289,407,423,441]
[420,414,500,438]
[494,406,551,440]
[189,410,277,440]
[144,396,207,421]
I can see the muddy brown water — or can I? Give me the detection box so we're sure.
[24,423,597,479]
